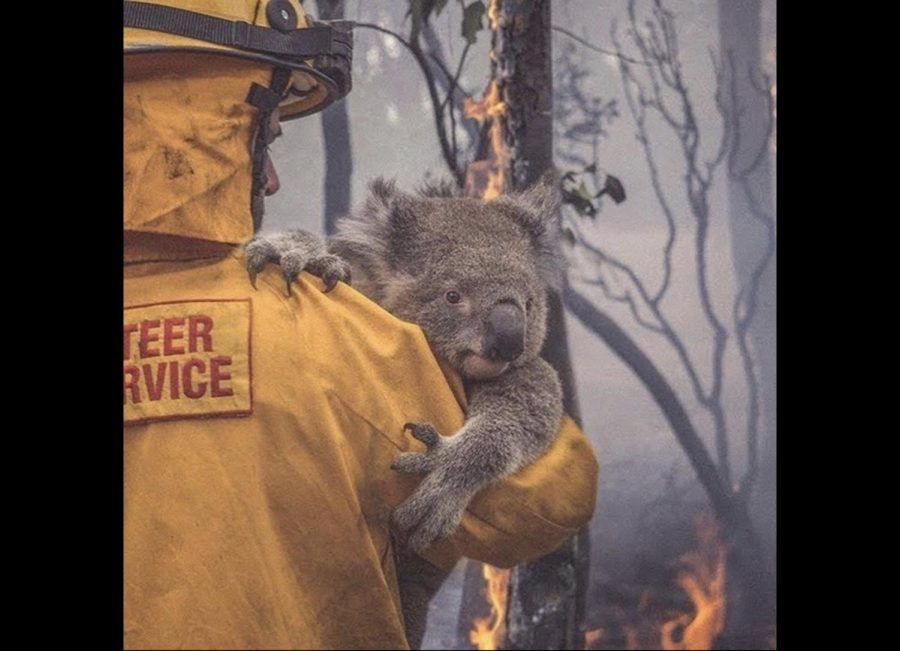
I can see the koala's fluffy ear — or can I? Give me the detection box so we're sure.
[333,178,420,271]
[366,177,419,231]
[509,171,562,227]
[498,172,565,289]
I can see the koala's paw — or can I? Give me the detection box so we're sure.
[244,231,349,296]
[392,481,468,553]
[306,254,352,293]
[391,423,443,474]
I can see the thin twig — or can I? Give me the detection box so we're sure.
[438,41,472,112]
[552,24,650,65]
[622,0,732,483]
[612,24,675,307]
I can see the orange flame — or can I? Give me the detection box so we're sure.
[660,512,727,650]
[487,0,501,32]
[584,628,604,649]
[469,565,511,650]
[464,80,509,201]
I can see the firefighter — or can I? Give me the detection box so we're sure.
[124,1,598,648]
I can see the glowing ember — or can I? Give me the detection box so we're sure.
[584,628,604,649]
[660,512,727,651]
[469,564,511,650]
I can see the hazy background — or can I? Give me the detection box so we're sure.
[265,1,776,648]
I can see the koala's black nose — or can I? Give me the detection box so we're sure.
[485,301,525,361]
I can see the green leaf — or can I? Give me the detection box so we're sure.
[462,1,486,45]
[433,0,449,16]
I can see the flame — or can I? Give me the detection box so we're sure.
[464,80,509,201]
[487,0,501,32]
[584,628,604,649]
[660,512,727,650]
[469,565,511,650]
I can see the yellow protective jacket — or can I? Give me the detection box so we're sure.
[124,56,599,650]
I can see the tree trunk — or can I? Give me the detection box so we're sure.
[487,2,588,649]
[717,2,776,646]
[315,0,353,234]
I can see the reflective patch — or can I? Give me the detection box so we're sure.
[124,299,252,426]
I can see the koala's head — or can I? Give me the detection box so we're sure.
[332,174,562,381]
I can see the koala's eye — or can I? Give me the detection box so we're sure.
[446,291,462,304]
[526,298,534,311]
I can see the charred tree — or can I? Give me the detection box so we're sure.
[316,0,353,233]
[484,2,588,649]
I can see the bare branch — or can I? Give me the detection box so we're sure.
[621,0,732,483]
[563,286,735,518]
[569,218,710,407]
[569,220,665,334]
[551,24,650,65]
[437,42,472,112]
[612,22,676,306]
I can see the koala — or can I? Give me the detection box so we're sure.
[245,175,565,648]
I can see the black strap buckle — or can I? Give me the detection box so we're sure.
[231,20,250,48]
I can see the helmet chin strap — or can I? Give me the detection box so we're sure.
[246,67,292,232]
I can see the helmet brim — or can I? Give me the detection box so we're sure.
[124,32,344,120]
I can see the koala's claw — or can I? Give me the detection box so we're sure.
[322,271,340,293]
[248,261,271,291]
[280,268,297,296]
[322,266,349,293]
[309,255,352,293]
[402,422,440,448]
[245,240,275,290]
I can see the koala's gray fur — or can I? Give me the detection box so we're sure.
[245,175,565,649]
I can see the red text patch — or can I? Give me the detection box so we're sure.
[124,299,252,426]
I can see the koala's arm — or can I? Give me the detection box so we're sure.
[417,412,598,571]
[244,229,351,295]
[395,359,599,565]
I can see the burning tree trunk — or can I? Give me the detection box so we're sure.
[457,2,590,648]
